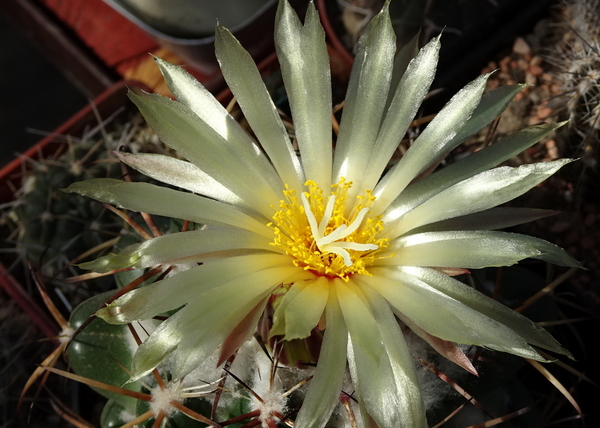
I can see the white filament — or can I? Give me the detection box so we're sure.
[301,193,378,266]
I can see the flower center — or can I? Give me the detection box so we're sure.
[269,179,388,280]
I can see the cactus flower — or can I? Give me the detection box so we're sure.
[65,1,579,426]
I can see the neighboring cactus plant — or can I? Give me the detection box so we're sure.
[10,136,120,277]
[549,0,600,179]
[1,110,174,298]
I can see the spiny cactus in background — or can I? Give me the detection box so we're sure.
[569,0,600,45]
[2,111,164,286]
[549,0,600,176]
[10,138,119,277]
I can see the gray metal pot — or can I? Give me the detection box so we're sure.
[103,0,278,73]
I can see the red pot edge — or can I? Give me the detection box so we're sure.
[0,80,150,203]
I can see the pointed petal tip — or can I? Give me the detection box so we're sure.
[535,338,575,360]
[126,87,148,102]
[565,349,576,360]
[558,157,578,167]
[506,81,527,92]
[128,369,151,384]
[482,70,495,79]
[417,33,441,54]
[527,348,572,363]
[215,21,227,34]
[214,22,226,41]
[525,120,567,134]
[538,209,561,218]
[112,150,127,162]
[276,0,292,13]
[153,56,175,76]
[565,257,585,270]
[550,344,576,361]
[372,0,390,19]
[61,180,87,194]
[94,306,117,325]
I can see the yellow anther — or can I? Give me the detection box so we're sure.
[269,179,388,280]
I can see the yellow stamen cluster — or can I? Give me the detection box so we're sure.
[269,179,388,280]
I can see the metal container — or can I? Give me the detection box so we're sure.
[103,0,279,74]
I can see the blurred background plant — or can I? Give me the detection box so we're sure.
[546,0,600,201]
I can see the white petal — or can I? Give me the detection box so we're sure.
[276,1,332,189]
[64,179,273,238]
[294,285,348,428]
[402,266,573,357]
[270,280,307,337]
[382,122,565,223]
[373,73,490,215]
[132,264,308,381]
[81,228,278,273]
[115,152,241,205]
[129,305,185,381]
[384,31,420,111]
[333,2,396,201]
[335,279,384,362]
[351,281,427,428]
[381,230,580,268]
[97,253,290,323]
[128,90,279,216]
[282,276,329,340]
[360,35,440,193]
[215,24,304,193]
[343,281,407,428]
[380,230,543,268]
[364,269,548,361]
[347,333,401,427]
[171,265,308,379]
[154,58,283,192]
[446,84,527,148]
[387,159,574,238]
